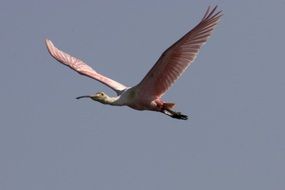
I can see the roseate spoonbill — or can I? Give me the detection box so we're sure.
[46,6,222,120]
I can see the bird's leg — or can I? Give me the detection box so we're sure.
[162,108,188,120]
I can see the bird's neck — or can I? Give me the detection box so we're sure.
[103,96,121,106]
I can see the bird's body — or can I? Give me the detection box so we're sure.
[46,6,222,120]
[77,87,169,111]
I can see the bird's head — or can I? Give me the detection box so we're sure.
[76,91,110,104]
[92,92,108,103]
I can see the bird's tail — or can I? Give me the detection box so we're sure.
[163,102,176,109]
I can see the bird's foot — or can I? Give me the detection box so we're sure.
[170,112,188,120]
[163,109,188,120]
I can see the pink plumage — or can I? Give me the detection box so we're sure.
[137,6,222,99]
[46,39,126,94]
[46,6,222,120]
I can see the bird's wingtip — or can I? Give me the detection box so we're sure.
[202,5,222,20]
[45,38,53,46]
[45,38,56,56]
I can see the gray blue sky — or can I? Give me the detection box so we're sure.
[1,0,285,189]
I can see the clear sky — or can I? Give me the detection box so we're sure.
[0,0,284,190]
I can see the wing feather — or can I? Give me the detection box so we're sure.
[45,39,127,95]
[136,6,222,99]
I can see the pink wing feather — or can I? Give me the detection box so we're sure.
[45,39,127,94]
[136,6,222,99]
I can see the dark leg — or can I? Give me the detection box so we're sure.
[162,109,188,120]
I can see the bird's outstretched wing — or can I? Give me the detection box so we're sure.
[45,39,127,95]
[136,6,222,99]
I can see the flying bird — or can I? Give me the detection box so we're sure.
[46,6,222,120]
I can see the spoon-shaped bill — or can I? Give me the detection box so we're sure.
[76,95,92,99]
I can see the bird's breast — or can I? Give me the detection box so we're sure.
[116,87,161,111]
[115,88,137,105]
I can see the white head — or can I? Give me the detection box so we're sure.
[76,91,113,104]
